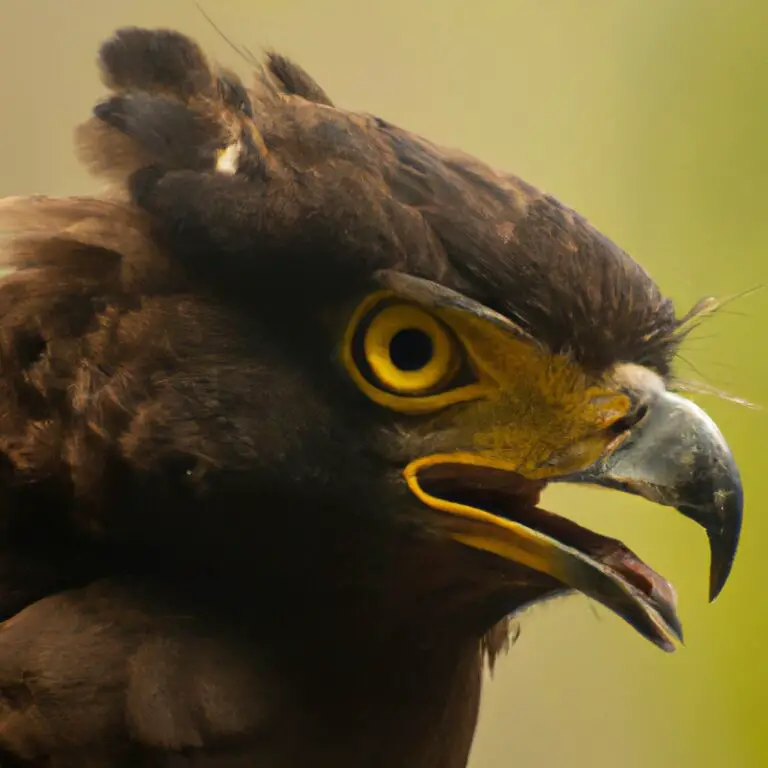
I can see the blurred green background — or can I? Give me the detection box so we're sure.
[0,1,765,766]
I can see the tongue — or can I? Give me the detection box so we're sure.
[507,504,678,612]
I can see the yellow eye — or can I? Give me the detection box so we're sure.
[342,292,490,414]
[363,305,458,394]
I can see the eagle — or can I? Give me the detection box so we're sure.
[0,27,742,768]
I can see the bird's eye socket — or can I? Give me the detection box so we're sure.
[342,293,487,413]
[363,305,458,394]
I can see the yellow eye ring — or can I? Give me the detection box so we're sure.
[363,305,457,394]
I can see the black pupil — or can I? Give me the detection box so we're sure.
[389,328,434,371]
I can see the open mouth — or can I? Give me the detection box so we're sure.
[409,461,683,651]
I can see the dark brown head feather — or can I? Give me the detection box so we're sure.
[0,28,687,593]
[98,27,214,99]
[265,51,334,106]
[78,28,685,376]
[0,29,691,765]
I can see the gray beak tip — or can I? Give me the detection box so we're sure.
[568,387,744,605]
[703,486,743,602]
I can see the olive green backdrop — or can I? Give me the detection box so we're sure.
[0,1,765,766]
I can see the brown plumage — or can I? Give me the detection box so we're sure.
[0,27,742,768]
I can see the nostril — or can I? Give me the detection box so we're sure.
[609,402,649,435]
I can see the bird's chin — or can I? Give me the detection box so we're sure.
[407,461,683,652]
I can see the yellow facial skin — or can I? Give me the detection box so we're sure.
[342,290,631,477]
[340,289,682,644]
[340,283,741,649]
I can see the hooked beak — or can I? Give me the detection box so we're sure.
[407,384,743,651]
[406,383,742,651]
[562,387,742,601]
[369,272,743,651]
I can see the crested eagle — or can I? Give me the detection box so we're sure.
[0,27,742,768]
